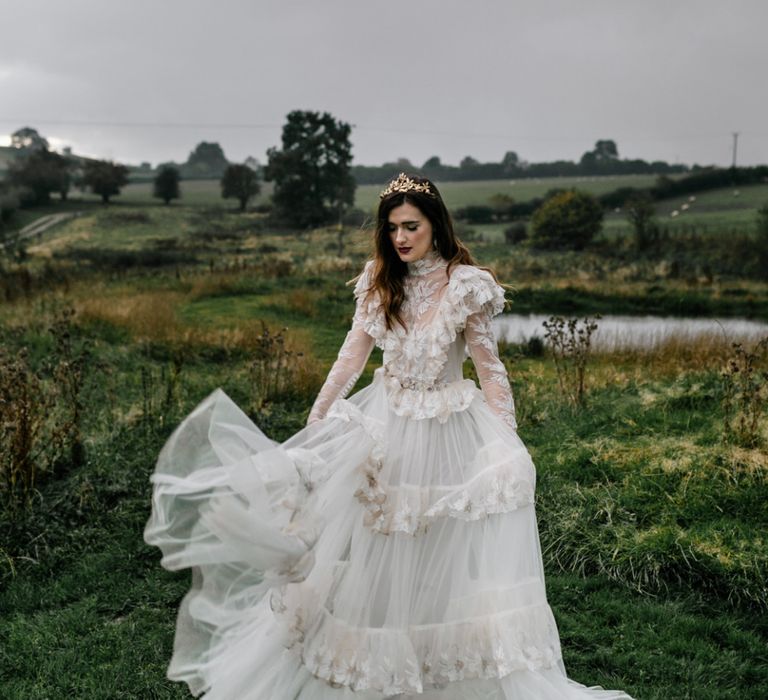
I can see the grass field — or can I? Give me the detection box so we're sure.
[1,186,768,698]
[8,175,768,247]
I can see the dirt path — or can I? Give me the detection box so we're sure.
[17,211,83,243]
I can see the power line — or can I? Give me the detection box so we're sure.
[1,117,765,144]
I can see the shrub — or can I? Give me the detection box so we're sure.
[757,204,768,278]
[454,204,495,224]
[503,222,527,245]
[625,192,659,252]
[531,190,603,250]
[0,189,20,225]
[721,337,768,447]
[542,315,601,406]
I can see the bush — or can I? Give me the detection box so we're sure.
[0,189,20,225]
[454,204,495,224]
[504,222,527,245]
[531,190,603,250]
[757,204,768,278]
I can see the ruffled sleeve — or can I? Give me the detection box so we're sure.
[352,260,386,341]
[306,263,377,424]
[440,266,506,338]
[448,267,516,431]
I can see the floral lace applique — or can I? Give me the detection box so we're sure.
[309,259,515,431]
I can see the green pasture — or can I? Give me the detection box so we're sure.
[43,174,664,212]
[0,248,767,697]
[354,173,666,211]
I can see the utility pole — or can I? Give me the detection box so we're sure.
[731,132,740,168]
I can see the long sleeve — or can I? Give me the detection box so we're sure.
[307,324,375,424]
[465,309,517,430]
[307,267,377,424]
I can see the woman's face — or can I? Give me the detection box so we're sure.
[387,201,434,263]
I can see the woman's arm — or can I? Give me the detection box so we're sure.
[464,309,517,430]
[306,324,375,424]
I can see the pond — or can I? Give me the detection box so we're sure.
[493,314,768,351]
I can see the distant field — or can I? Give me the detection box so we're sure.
[354,174,666,211]
[9,175,768,242]
[64,174,667,211]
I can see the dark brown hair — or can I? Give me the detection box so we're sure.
[357,174,495,330]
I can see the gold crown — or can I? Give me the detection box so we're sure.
[379,173,435,199]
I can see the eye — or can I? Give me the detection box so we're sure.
[406,224,418,231]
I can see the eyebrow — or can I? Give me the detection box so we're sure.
[388,219,420,225]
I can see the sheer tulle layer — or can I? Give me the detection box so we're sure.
[145,387,634,698]
[194,600,631,700]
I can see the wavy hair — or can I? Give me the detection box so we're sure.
[354,174,498,330]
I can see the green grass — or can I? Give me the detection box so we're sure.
[0,309,766,697]
[2,197,768,696]
[355,174,667,212]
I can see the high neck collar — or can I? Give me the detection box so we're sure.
[406,249,447,276]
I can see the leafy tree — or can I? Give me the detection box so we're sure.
[10,126,49,152]
[531,190,603,250]
[265,110,355,228]
[221,163,260,211]
[460,156,480,169]
[501,151,520,173]
[625,192,659,251]
[82,160,129,203]
[153,166,181,205]
[594,139,619,161]
[185,142,228,178]
[423,156,442,169]
[7,149,71,205]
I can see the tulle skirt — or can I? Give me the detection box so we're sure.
[145,369,634,699]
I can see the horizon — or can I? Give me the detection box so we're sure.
[0,127,754,172]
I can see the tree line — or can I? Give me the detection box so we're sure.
[352,140,689,185]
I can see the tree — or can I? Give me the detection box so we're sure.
[594,139,619,161]
[153,165,181,205]
[82,160,129,203]
[221,163,260,211]
[625,192,659,251]
[185,142,228,178]
[531,190,603,250]
[460,156,480,169]
[265,110,355,228]
[501,151,520,173]
[580,139,619,170]
[7,149,71,205]
[10,126,49,153]
[422,156,442,169]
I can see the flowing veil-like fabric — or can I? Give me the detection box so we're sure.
[145,252,634,699]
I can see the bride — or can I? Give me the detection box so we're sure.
[145,173,635,699]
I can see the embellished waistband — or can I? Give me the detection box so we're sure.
[376,368,478,422]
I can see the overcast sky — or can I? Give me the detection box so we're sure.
[2,0,767,168]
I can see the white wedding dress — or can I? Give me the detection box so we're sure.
[145,250,634,699]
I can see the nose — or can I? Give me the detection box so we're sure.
[394,227,408,243]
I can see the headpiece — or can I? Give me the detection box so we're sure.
[379,173,436,199]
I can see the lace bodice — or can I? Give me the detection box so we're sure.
[307,251,516,430]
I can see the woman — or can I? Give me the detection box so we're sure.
[145,173,634,699]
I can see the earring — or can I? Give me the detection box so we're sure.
[432,238,438,250]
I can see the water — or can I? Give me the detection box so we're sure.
[493,314,768,351]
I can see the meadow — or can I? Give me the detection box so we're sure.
[1,181,767,699]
